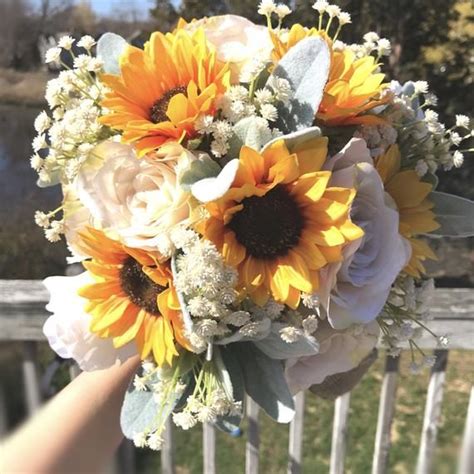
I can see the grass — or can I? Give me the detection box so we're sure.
[130,350,473,474]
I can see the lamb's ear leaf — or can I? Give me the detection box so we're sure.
[97,32,128,75]
[180,155,221,189]
[267,37,330,133]
[213,346,245,434]
[171,253,194,336]
[37,168,60,188]
[120,369,189,440]
[261,126,322,154]
[429,191,474,237]
[254,322,320,359]
[232,342,295,423]
[227,116,274,156]
[190,159,239,203]
[422,172,439,191]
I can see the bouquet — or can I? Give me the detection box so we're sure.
[32,1,474,449]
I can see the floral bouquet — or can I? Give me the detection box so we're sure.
[32,1,474,449]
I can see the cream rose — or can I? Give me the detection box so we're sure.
[77,140,196,250]
[186,15,273,82]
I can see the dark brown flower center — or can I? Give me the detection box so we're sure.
[149,85,187,124]
[119,256,165,315]
[227,185,304,260]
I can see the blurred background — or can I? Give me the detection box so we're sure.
[0,1,472,472]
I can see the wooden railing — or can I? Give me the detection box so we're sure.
[0,280,473,474]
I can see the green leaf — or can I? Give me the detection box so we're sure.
[170,253,194,336]
[180,155,222,189]
[227,116,273,156]
[120,370,187,440]
[97,33,128,75]
[429,191,474,237]
[254,323,320,360]
[261,127,321,154]
[36,169,60,188]
[268,37,330,133]
[422,172,439,191]
[213,346,245,433]
[190,159,239,203]
[232,343,295,423]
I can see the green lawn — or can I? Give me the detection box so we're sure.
[133,351,473,474]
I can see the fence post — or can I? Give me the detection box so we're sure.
[372,355,400,474]
[21,341,42,414]
[246,397,260,474]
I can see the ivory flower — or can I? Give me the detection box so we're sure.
[285,319,380,393]
[186,15,273,82]
[43,272,135,371]
[77,140,196,250]
[319,138,411,329]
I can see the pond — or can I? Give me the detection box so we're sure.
[0,104,67,279]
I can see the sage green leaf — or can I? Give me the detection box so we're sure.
[171,253,194,336]
[213,346,245,433]
[429,191,474,237]
[97,33,128,75]
[268,37,330,133]
[254,323,320,359]
[36,168,60,188]
[422,172,439,191]
[190,159,239,203]
[180,155,221,189]
[261,126,322,154]
[227,116,273,156]
[120,370,188,440]
[232,342,295,423]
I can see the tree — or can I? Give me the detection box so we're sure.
[149,0,179,31]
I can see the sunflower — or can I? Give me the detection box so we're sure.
[76,228,189,366]
[375,145,440,277]
[100,29,231,156]
[271,24,388,126]
[199,137,363,309]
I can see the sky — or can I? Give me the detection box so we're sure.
[30,0,158,19]
[84,0,154,17]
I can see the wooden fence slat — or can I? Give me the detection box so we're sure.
[459,386,474,474]
[416,349,449,474]
[69,362,81,380]
[0,383,8,437]
[21,341,42,414]
[161,417,175,474]
[203,422,216,474]
[246,396,260,474]
[372,355,400,474]
[117,440,136,474]
[330,392,351,474]
[2,282,473,348]
[288,391,305,474]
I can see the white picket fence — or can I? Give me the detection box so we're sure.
[0,280,473,474]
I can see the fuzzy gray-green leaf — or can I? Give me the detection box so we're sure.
[268,37,330,133]
[429,191,474,237]
[97,32,127,75]
[232,342,295,423]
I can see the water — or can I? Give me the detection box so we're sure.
[0,104,67,278]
